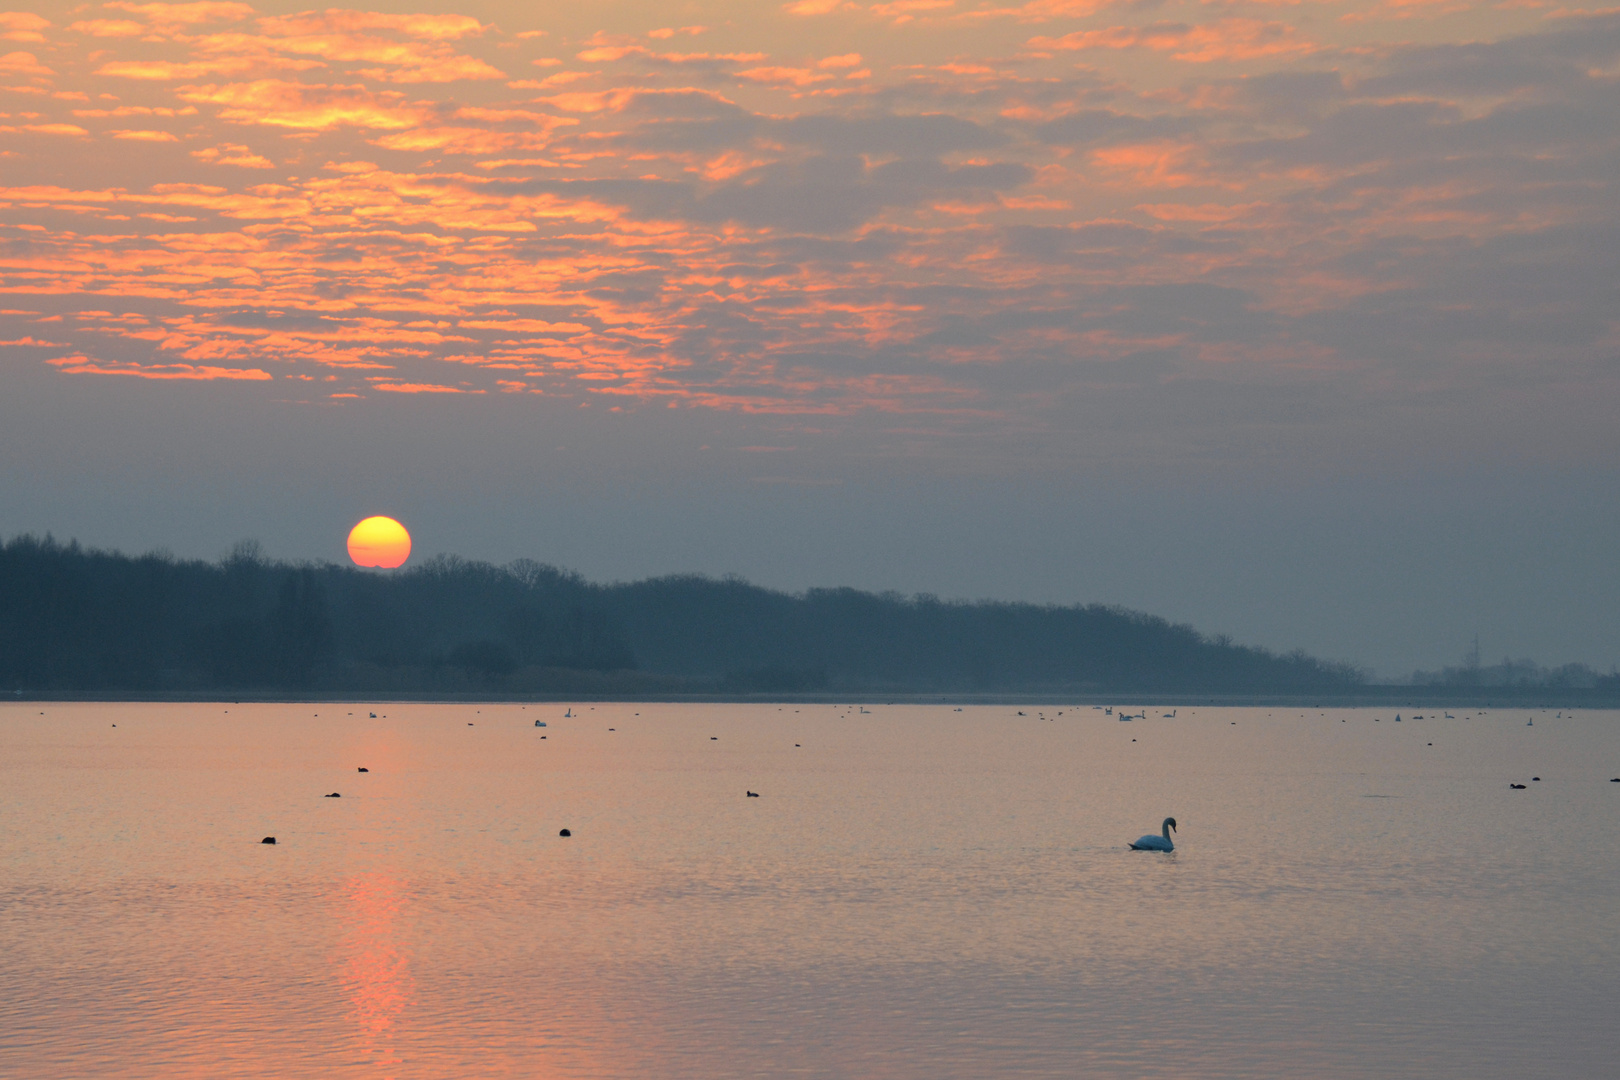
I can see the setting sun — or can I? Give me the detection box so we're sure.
[347,515,411,569]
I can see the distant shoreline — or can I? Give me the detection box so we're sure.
[9,687,1619,708]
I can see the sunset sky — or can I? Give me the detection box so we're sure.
[2,0,1617,673]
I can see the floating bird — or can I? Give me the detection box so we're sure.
[559,828,571,837]
[565,708,572,717]
[357,767,368,773]
[1129,818,1177,852]
[1510,783,1527,789]
[535,720,546,727]
[746,791,759,797]
[1532,776,1541,781]
[261,836,276,844]
[325,792,341,798]
[369,712,376,718]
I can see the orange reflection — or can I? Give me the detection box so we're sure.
[338,872,415,1064]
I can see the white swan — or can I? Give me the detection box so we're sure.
[1129,817,1177,851]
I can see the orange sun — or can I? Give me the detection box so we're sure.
[347,515,412,568]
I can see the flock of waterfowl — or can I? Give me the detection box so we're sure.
[66,700,1588,851]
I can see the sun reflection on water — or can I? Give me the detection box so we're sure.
[337,872,414,1070]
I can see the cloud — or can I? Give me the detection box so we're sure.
[1029,19,1317,63]
[954,0,1117,23]
[870,0,957,25]
[784,0,849,14]
[228,23,506,83]
[369,380,481,392]
[255,11,489,41]
[0,13,49,43]
[17,123,89,136]
[191,143,275,167]
[0,2,1614,441]
[0,51,53,77]
[69,20,148,37]
[104,2,256,26]
[97,57,319,80]
[176,80,423,129]
[48,355,273,380]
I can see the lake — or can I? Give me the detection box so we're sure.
[2,701,1616,1078]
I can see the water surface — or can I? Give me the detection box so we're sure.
[2,701,1616,1078]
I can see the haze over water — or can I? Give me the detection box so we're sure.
[3,701,1616,1078]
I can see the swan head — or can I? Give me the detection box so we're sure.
[1163,817,1177,834]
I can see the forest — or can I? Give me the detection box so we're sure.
[0,534,1368,695]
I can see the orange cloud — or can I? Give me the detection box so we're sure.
[256,11,489,41]
[2,1,1612,419]
[176,80,423,129]
[370,125,554,155]
[191,143,275,167]
[369,380,481,393]
[48,355,273,380]
[0,51,53,78]
[955,0,1112,22]
[458,318,591,333]
[735,66,834,87]
[69,20,148,37]
[1029,19,1315,62]
[537,89,637,113]
[870,0,956,24]
[97,58,316,80]
[0,13,49,43]
[104,2,256,26]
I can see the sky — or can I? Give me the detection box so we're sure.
[1,0,1617,676]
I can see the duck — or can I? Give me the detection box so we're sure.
[1129,817,1177,851]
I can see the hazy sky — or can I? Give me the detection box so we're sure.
[2,0,1617,675]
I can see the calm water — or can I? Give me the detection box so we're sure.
[2,701,1617,1078]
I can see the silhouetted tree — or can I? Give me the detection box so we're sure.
[267,568,332,686]
[0,532,1387,693]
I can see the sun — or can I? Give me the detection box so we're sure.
[347,515,412,568]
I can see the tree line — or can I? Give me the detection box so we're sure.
[0,534,1367,694]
